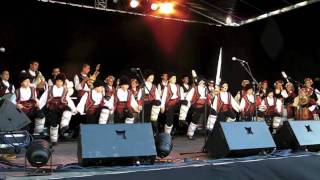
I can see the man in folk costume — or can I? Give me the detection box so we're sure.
[48,67,74,97]
[284,82,297,120]
[206,80,219,131]
[130,78,141,122]
[178,74,192,122]
[114,76,141,124]
[234,80,250,104]
[39,74,77,145]
[184,76,209,140]
[259,88,282,133]
[104,75,116,101]
[157,72,168,95]
[211,81,240,122]
[304,78,319,120]
[77,80,114,124]
[161,73,182,134]
[239,84,261,121]
[15,72,46,134]
[136,69,161,134]
[0,70,15,99]
[74,64,92,99]
[21,60,47,98]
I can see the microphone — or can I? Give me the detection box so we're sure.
[232,57,246,63]
[130,67,140,72]
[281,71,290,83]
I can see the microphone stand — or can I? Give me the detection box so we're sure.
[237,61,259,121]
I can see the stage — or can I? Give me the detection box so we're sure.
[1,135,320,179]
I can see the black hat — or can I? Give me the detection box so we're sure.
[19,72,31,83]
[244,84,253,91]
[266,88,274,95]
[143,69,154,79]
[167,72,176,80]
[197,75,206,84]
[93,79,105,88]
[55,73,66,82]
[119,76,130,86]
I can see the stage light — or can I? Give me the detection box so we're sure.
[26,139,52,168]
[159,2,175,14]
[226,16,232,25]
[151,3,159,11]
[130,0,139,8]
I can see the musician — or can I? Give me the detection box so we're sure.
[259,80,269,99]
[21,60,47,97]
[304,78,319,120]
[114,76,141,124]
[77,80,114,124]
[293,88,316,120]
[137,69,161,134]
[0,70,15,98]
[130,78,140,100]
[161,73,182,134]
[157,72,168,95]
[104,75,116,100]
[39,73,77,145]
[259,88,282,133]
[235,80,250,103]
[74,64,92,99]
[239,84,261,121]
[284,82,297,120]
[15,72,45,134]
[48,67,74,96]
[184,76,209,140]
[211,81,240,122]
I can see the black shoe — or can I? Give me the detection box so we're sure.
[60,126,69,135]
[51,142,58,146]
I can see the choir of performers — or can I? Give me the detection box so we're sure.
[211,81,240,122]
[15,72,46,135]
[114,76,141,124]
[39,74,77,145]
[160,73,181,135]
[0,70,15,99]
[77,80,114,124]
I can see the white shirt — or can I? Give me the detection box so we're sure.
[157,81,168,95]
[161,83,182,109]
[180,84,190,98]
[212,91,240,112]
[239,94,255,112]
[15,87,39,105]
[260,97,282,113]
[116,88,139,111]
[137,82,161,101]
[77,89,112,115]
[39,85,76,111]
[74,74,90,91]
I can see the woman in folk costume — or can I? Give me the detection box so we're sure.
[39,73,77,145]
[77,80,114,124]
[211,81,240,122]
[0,70,15,99]
[292,87,317,120]
[136,69,161,134]
[234,80,250,104]
[160,72,182,135]
[114,76,141,124]
[304,78,319,120]
[15,72,46,134]
[259,88,283,133]
[239,84,261,121]
[183,76,210,140]
[284,82,297,120]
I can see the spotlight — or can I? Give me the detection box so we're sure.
[130,0,139,8]
[159,2,175,14]
[226,16,233,25]
[25,139,53,175]
[151,3,159,11]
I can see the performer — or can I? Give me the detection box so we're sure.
[161,73,182,134]
[114,76,141,124]
[211,81,240,122]
[77,80,114,124]
[21,60,47,97]
[258,80,269,99]
[239,84,261,121]
[234,80,250,103]
[180,75,191,98]
[0,70,15,98]
[130,78,141,122]
[39,74,77,145]
[304,78,319,120]
[259,88,282,133]
[274,80,288,100]
[137,70,161,133]
[104,75,116,101]
[293,87,317,120]
[206,81,219,131]
[179,74,192,122]
[184,76,209,140]
[284,82,297,120]
[157,72,168,95]
[74,64,92,99]
[15,73,45,134]
[48,67,74,96]
[207,79,215,93]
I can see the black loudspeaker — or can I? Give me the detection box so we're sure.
[0,99,31,131]
[78,123,157,166]
[156,133,173,158]
[206,121,276,159]
[275,120,320,151]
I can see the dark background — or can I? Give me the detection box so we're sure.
[0,1,319,93]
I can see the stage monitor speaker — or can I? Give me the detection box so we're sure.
[78,123,157,166]
[0,99,31,132]
[275,120,320,151]
[206,121,276,159]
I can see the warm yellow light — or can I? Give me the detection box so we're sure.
[159,2,175,14]
[151,3,159,11]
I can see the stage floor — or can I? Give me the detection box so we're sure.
[1,135,320,179]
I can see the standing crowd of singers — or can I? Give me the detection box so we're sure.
[0,61,319,145]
